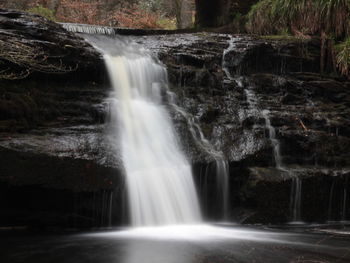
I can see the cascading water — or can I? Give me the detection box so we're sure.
[216,160,229,220]
[263,110,302,222]
[261,110,283,169]
[222,35,239,81]
[244,86,302,222]
[61,23,116,35]
[327,180,336,221]
[91,36,201,226]
[342,188,347,221]
[168,94,230,220]
[327,177,348,222]
[290,177,302,222]
[244,89,284,170]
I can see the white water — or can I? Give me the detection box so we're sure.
[222,35,239,81]
[216,160,230,219]
[61,23,116,35]
[168,85,229,220]
[101,41,201,226]
[261,109,283,169]
[290,177,302,222]
[244,88,303,222]
[342,188,347,221]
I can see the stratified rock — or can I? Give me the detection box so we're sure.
[0,11,349,226]
[145,34,350,223]
[0,8,103,81]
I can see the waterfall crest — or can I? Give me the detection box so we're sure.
[99,39,201,226]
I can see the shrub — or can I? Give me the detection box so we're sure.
[27,5,56,21]
[336,37,350,78]
[246,0,350,39]
[246,0,275,35]
[110,5,161,29]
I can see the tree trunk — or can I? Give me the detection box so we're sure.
[180,0,194,29]
[48,0,61,14]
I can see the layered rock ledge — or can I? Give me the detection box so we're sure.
[0,10,349,227]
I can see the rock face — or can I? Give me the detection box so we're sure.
[140,34,350,223]
[0,9,102,79]
[0,11,349,228]
[0,10,121,229]
[0,9,107,132]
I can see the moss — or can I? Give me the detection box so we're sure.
[157,17,177,30]
[26,6,56,21]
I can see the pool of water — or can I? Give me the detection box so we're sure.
[2,224,350,263]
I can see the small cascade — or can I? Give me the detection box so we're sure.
[327,177,349,222]
[290,178,302,222]
[261,110,283,169]
[261,110,303,222]
[222,35,239,81]
[216,160,229,220]
[342,177,348,221]
[328,180,336,221]
[98,190,115,227]
[167,93,230,220]
[61,23,116,35]
[244,87,260,120]
[342,188,347,221]
[244,88,283,168]
[244,86,303,222]
[108,191,113,227]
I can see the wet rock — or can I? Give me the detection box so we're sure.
[0,12,349,227]
[152,34,350,224]
[0,9,103,82]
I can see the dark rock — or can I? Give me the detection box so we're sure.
[0,12,349,227]
[0,9,104,82]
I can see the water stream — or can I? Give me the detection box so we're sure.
[261,110,283,169]
[328,180,336,221]
[167,94,230,220]
[244,86,302,222]
[342,188,347,221]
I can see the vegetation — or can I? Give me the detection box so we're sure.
[0,33,76,80]
[336,37,350,78]
[247,0,350,39]
[246,0,350,77]
[0,0,195,29]
[246,0,275,35]
[27,5,56,21]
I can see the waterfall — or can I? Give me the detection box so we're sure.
[244,89,284,169]
[244,87,302,222]
[92,37,201,226]
[290,178,302,222]
[327,178,348,222]
[261,110,283,169]
[216,160,229,220]
[327,180,335,221]
[222,35,239,81]
[61,23,116,35]
[261,103,303,222]
[108,191,113,227]
[342,188,347,221]
[168,94,230,220]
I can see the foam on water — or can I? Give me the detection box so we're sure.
[85,224,288,243]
